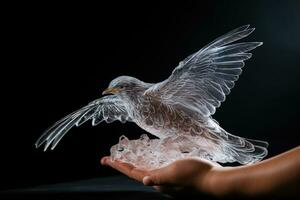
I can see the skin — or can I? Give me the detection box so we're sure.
[101,146,300,198]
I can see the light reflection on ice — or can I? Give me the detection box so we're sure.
[110,134,217,170]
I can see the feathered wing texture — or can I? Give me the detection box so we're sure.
[144,25,262,117]
[144,25,268,164]
[35,95,131,151]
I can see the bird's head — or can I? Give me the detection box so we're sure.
[102,76,145,97]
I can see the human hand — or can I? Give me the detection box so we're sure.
[101,156,222,196]
[101,147,300,197]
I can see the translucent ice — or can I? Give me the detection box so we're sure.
[110,134,221,170]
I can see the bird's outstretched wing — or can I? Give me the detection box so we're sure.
[144,25,262,117]
[35,95,131,151]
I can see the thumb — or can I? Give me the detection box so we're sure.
[142,176,154,186]
[143,174,164,186]
[142,166,173,186]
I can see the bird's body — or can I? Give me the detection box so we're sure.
[130,94,204,138]
[36,25,268,164]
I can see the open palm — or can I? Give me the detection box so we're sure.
[101,156,221,195]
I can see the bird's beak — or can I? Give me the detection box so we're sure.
[102,87,120,95]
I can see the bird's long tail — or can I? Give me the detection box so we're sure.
[222,131,269,164]
[199,119,269,165]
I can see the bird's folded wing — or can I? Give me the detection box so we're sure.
[35,95,131,151]
[144,25,262,117]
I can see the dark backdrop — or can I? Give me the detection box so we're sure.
[1,1,300,190]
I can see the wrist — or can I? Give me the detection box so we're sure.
[202,166,238,197]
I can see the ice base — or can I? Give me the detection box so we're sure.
[110,134,216,170]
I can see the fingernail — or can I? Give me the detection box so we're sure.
[143,176,152,186]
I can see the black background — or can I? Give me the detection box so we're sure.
[1,1,300,191]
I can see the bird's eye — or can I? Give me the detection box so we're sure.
[119,85,125,89]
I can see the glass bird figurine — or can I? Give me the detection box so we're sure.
[35,25,268,169]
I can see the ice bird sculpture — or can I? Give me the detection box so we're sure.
[35,25,268,165]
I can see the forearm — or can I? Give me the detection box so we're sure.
[205,146,300,197]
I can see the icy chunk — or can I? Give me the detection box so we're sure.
[109,134,218,170]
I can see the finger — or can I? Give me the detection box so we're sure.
[105,158,149,182]
[143,164,177,186]
[100,156,110,165]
